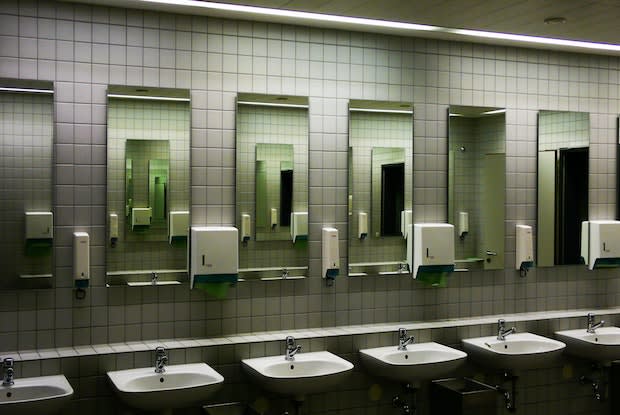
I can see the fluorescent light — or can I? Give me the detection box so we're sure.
[122,0,620,53]
[107,93,190,102]
[481,109,507,115]
[0,87,54,94]
[349,108,413,114]
[237,101,308,108]
[449,113,464,117]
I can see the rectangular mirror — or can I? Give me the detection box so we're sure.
[448,106,506,271]
[106,86,190,286]
[236,94,309,280]
[348,100,413,277]
[0,79,55,289]
[537,110,589,266]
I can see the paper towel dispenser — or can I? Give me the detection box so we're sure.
[408,223,455,284]
[582,220,620,270]
[189,226,238,289]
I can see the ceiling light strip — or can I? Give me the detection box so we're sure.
[349,108,413,114]
[131,0,620,52]
[107,93,190,102]
[0,87,54,94]
[237,101,309,109]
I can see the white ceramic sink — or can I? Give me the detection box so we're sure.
[107,363,224,411]
[462,332,566,370]
[359,342,467,383]
[241,351,354,398]
[555,326,620,363]
[0,374,74,415]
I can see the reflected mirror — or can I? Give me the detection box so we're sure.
[448,106,506,271]
[0,79,54,289]
[537,111,589,266]
[348,100,413,277]
[236,94,309,280]
[106,86,190,286]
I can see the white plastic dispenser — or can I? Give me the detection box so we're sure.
[358,212,368,240]
[515,225,534,271]
[410,223,454,282]
[189,226,238,289]
[73,232,90,288]
[458,211,469,239]
[401,210,413,239]
[270,208,278,228]
[322,227,340,279]
[132,207,151,230]
[584,220,620,270]
[25,212,53,240]
[241,214,251,242]
[109,212,118,239]
[168,211,189,243]
[290,212,308,243]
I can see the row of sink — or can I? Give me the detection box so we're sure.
[2,314,619,413]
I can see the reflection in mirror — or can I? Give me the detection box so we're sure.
[348,100,413,277]
[124,140,169,241]
[448,106,506,271]
[236,94,309,280]
[255,143,294,241]
[0,79,54,289]
[537,111,589,266]
[106,86,190,286]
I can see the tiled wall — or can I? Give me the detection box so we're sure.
[0,92,54,284]
[539,110,590,151]
[349,111,412,265]
[0,0,619,413]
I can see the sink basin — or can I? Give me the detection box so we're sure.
[241,351,354,398]
[555,326,620,363]
[107,363,224,411]
[0,374,73,415]
[462,332,566,370]
[360,342,467,383]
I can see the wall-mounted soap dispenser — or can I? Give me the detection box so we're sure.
[515,225,534,276]
[270,208,278,229]
[458,211,469,239]
[241,214,251,242]
[408,223,454,285]
[358,212,368,240]
[322,227,339,281]
[109,213,118,247]
[401,210,412,239]
[73,232,90,289]
[583,220,620,270]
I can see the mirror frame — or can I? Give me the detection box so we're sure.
[0,78,55,289]
[347,99,414,277]
[105,85,191,286]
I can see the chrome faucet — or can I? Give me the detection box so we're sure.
[587,313,605,333]
[281,268,289,279]
[151,271,159,286]
[154,347,168,373]
[497,319,516,340]
[2,357,15,386]
[285,336,302,361]
[398,328,415,350]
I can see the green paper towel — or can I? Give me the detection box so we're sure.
[193,274,238,299]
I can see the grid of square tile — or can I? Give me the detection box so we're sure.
[0,1,618,413]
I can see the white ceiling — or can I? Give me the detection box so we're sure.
[210,0,620,45]
[67,0,620,54]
